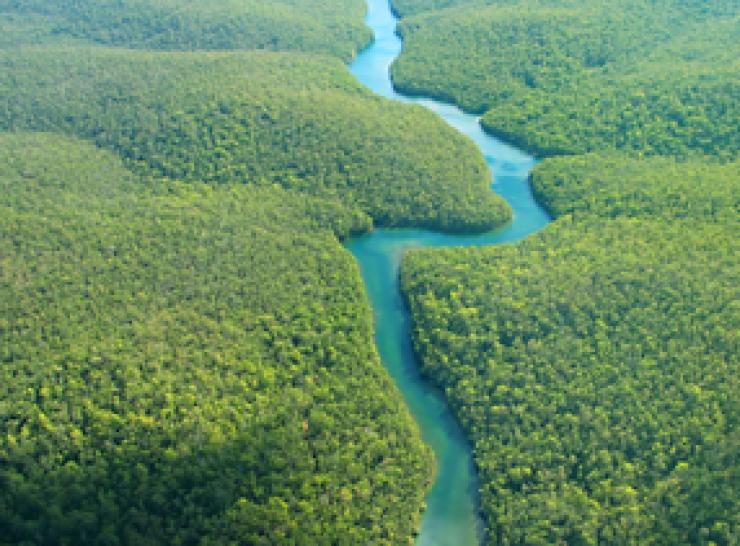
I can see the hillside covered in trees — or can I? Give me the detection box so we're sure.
[390,0,739,158]
[530,154,739,222]
[0,0,371,59]
[2,0,738,543]
[0,132,436,545]
[392,1,738,543]
[0,0,514,543]
[402,155,739,545]
[0,47,509,232]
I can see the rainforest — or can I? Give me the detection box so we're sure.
[0,0,737,545]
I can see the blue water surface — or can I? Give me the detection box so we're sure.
[346,1,551,544]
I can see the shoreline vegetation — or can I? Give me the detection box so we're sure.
[0,0,373,60]
[0,0,736,544]
[0,46,510,233]
[391,0,738,544]
[0,129,439,545]
[390,0,739,160]
[0,0,507,543]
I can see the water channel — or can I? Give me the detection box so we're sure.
[347,0,551,544]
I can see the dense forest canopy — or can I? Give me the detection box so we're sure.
[0,0,371,59]
[392,3,738,541]
[0,47,509,232]
[2,0,738,543]
[403,218,738,545]
[392,0,740,18]
[0,0,508,542]
[0,132,435,545]
[531,155,739,222]
[390,0,739,158]
[402,153,739,545]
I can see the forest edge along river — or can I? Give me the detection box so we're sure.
[346,0,551,545]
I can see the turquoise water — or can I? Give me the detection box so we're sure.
[347,0,551,544]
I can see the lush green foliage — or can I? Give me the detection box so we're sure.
[4,0,736,543]
[391,0,739,158]
[0,0,371,60]
[395,2,739,537]
[0,47,509,232]
[402,156,739,543]
[392,0,740,17]
[392,0,484,17]
[0,12,85,48]
[0,132,435,545]
[0,3,513,542]
[531,154,739,222]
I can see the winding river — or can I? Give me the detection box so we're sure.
[347,0,550,544]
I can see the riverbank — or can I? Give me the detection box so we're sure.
[347,0,550,543]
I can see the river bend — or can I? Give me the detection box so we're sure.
[347,1,551,544]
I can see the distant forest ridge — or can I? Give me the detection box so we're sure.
[391,0,739,158]
[0,0,371,59]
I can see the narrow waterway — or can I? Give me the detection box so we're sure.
[347,0,551,544]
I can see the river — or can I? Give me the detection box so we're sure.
[346,0,551,544]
